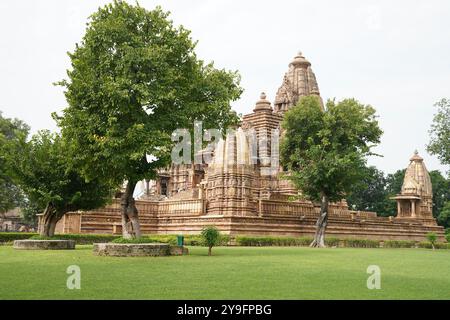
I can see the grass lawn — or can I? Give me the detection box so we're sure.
[0,245,449,300]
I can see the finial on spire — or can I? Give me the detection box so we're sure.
[260,92,267,100]
[410,149,423,162]
[297,51,303,57]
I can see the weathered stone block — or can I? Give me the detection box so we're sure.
[13,240,75,250]
[93,243,171,257]
[169,245,189,256]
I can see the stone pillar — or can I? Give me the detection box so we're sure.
[397,201,401,216]
[411,200,416,217]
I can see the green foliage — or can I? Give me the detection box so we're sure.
[346,166,393,216]
[235,236,313,247]
[111,237,155,244]
[0,112,29,214]
[426,232,438,248]
[55,1,242,189]
[201,226,221,254]
[325,237,340,247]
[437,201,450,229]
[281,96,383,203]
[0,232,37,243]
[429,171,450,224]
[384,169,406,216]
[383,240,416,248]
[42,234,119,244]
[427,98,450,167]
[343,239,380,248]
[5,131,115,226]
[418,242,449,249]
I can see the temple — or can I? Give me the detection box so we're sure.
[50,53,445,241]
[392,151,435,225]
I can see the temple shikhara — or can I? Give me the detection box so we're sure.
[51,53,445,241]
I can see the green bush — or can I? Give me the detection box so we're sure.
[53,234,120,244]
[235,236,313,247]
[383,240,416,248]
[418,242,450,249]
[111,237,155,244]
[343,239,380,248]
[201,226,221,256]
[0,232,37,243]
[325,237,340,247]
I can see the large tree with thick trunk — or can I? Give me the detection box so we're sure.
[6,131,114,237]
[280,96,382,247]
[55,1,241,238]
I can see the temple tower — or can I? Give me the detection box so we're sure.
[274,52,323,113]
[393,151,435,225]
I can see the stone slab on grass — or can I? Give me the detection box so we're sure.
[13,240,75,250]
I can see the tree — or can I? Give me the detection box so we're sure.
[427,98,450,168]
[437,201,450,229]
[6,131,114,237]
[201,226,221,256]
[281,96,382,247]
[0,112,29,216]
[428,170,450,222]
[346,166,392,216]
[55,1,241,239]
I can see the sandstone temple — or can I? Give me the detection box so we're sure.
[52,53,445,241]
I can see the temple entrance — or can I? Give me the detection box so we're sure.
[160,178,169,196]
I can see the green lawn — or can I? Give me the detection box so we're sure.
[0,245,449,300]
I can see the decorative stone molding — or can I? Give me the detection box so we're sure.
[13,240,75,250]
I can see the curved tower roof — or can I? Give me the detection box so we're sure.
[401,150,432,197]
[274,52,323,113]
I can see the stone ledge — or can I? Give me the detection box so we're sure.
[13,240,75,250]
[93,243,189,257]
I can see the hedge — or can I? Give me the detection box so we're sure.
[29,234,121,244]
[383,240,416,248]
[146,234,230,246]
[235,236,314,247]
[417,242,450,249]
[343,239,380,248]
[0,233,37,243]
[1,232,447,248]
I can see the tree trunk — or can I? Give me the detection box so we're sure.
[121,180,141,239]
[310,194,329,248]
[208,246,212,256]
[40,204,62,237]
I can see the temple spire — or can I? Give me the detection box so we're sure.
[274,51,322,113]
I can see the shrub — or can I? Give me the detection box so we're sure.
[343,239,380,248]
[111,237,155,244]
[201,226,221,256]
[234,236,313,247]
[383,240,416,248]
[418,242,449,249]
[325,237,340,247]
[426,232,438,249]
[0,232,37,243]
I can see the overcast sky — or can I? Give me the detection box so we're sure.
[0,0,449,174]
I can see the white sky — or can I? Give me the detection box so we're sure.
[0,0,449,174]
